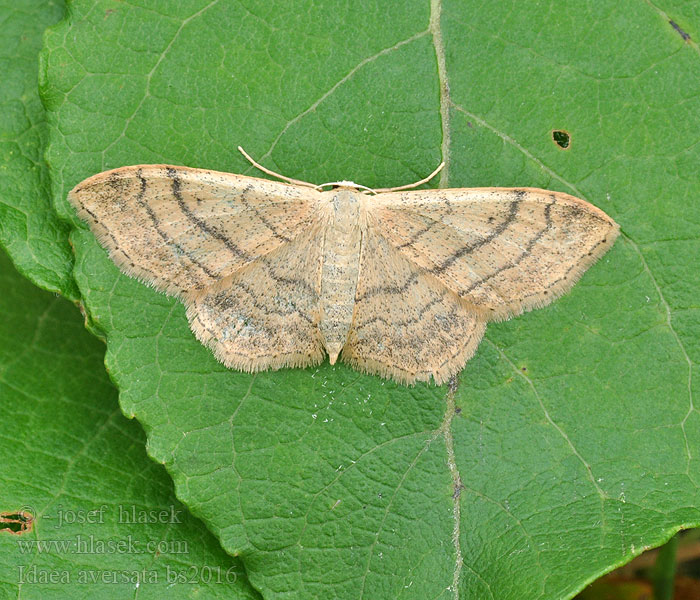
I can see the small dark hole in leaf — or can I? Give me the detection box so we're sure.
[521,366,527,372]
[0,511,34,534]
[552,130,571,149]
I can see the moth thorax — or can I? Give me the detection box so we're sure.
[319,189,363,362]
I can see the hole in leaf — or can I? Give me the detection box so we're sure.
[552,130,571,149]
[0,511,34,535]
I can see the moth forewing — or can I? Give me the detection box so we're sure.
[368,187,619,321]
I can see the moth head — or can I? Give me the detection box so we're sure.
[315,180,376,195]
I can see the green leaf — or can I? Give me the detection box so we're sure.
[39,1,699,598]
[0,248,259,598]
[0,0,77,298]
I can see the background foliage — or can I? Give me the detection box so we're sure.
[1,0,699,598]
[0,245,257,598]
[0,0,75,296]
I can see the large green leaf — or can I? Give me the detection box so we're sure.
[0,249,259,598]
[38,0,699,598]
[0,0,76,297]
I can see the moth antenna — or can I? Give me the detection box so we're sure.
[238,146,318,189]
[373,161,445,193]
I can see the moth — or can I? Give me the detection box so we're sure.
[68,148,619,384]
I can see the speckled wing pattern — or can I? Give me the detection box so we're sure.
[341,186,618,384]
[69,166,321,295]
[69,166,619,385]
[342,226,487,385]
[368,187,619,320]
[70,165,329,373]
[186,224,325,372]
